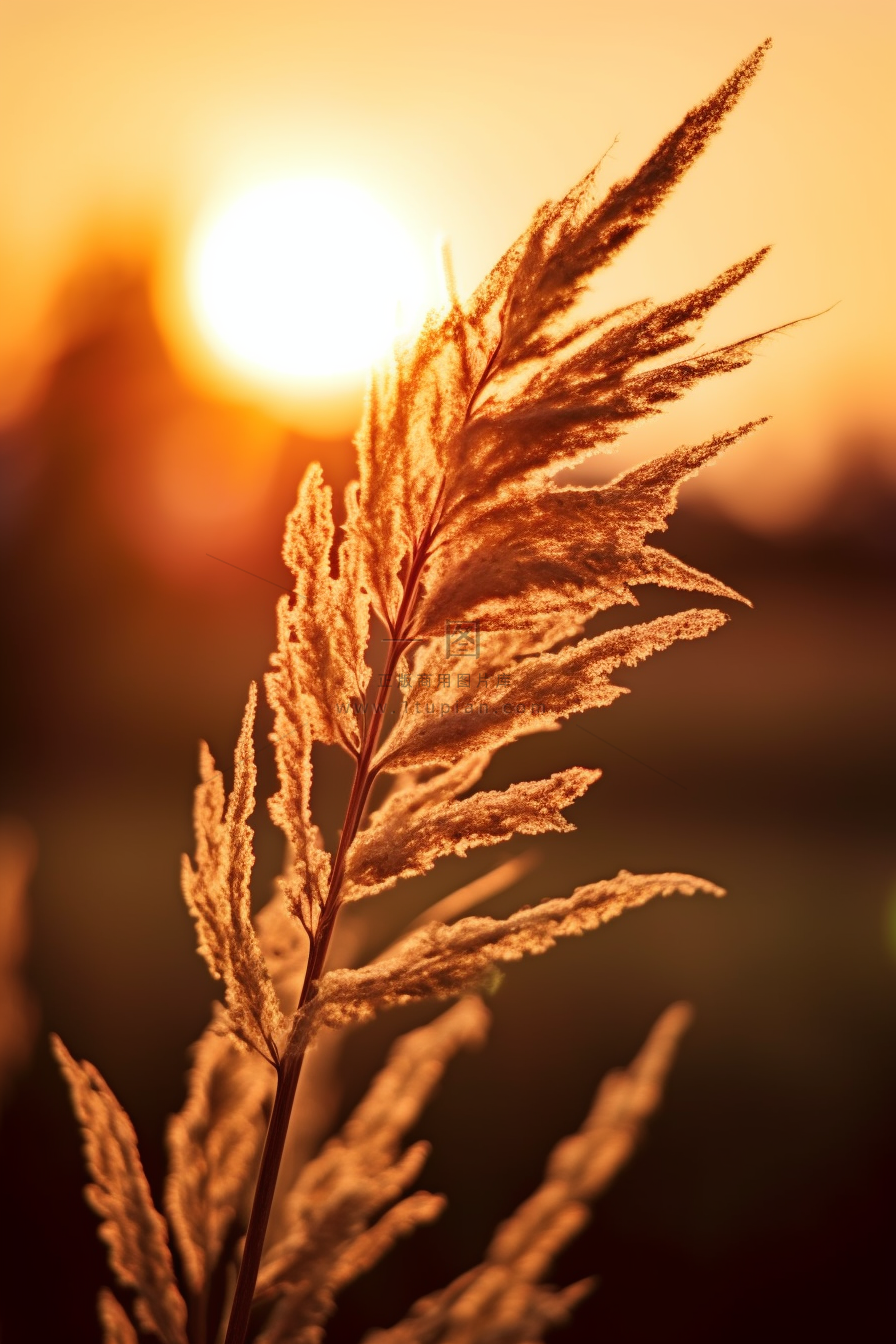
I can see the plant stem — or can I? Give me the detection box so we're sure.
[191,1281,209,1344]
[222,499,443,1344]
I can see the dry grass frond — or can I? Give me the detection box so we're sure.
[470,43,769,366]
[323,1190,446,1292]
[254,885,311,1010]
[356,41,770,575]
[181,685,284,1060]
[415,422,757,647]
[266,578,334,941]
[268,857,536,1229]
[275,465,371,753]
[364,1003,694,1344]
[98,1288,140,1344]
[254,999,490,1344]
[344,753,495,902]
[376,608,727,772]
[445,255,772,516]
[404,852,541,933]
[288,873,721,1054]
[345,767,599,901]
[486,1002,694,1268]
[328,46,777,857]
[51,1036,189,1344]
[165,1020,274,1297]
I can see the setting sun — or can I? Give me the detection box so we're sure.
[186,177,427,390]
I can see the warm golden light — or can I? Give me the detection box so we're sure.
[186,178,426,389]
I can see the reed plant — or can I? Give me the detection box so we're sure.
[55,41,781,1344]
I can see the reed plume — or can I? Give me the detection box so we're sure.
[54,40,781,1344]
[364,1002,694,1344]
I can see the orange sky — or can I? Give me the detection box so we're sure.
[1,0,894,530]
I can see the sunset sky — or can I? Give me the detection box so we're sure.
[1,0,893,530]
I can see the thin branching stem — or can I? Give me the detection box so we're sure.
[222,478,450,1344]
[191,1280,209,1344]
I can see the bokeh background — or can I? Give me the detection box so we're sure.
[1,3,894,1341]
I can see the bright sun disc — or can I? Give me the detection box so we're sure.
[187,178,426,387]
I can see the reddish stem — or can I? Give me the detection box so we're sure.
[222,498,443,1344]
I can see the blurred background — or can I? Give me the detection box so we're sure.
[0,2,894,1341]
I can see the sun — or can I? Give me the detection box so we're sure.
[186,177,427,390]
